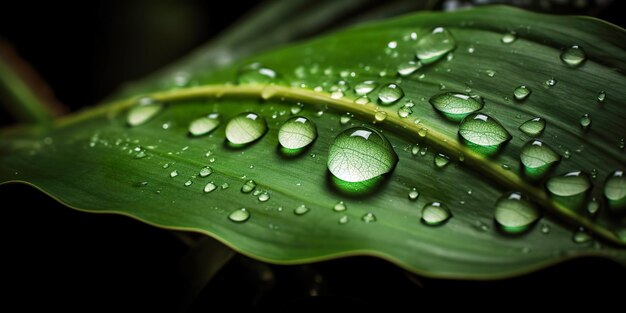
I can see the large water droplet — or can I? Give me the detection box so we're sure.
[458,113,511,155]
[560,45,586,66]
[579,114,591,129]
[278,116,317,150]
[519,117,546,136]
[327,127,398,182]
[237,63,277,84]
[228,208,250,223]
[429,92,484,121]
[415,27,456,64]
[225,112,268,145]
[520,140,561,179]
[604,170,626,211]
[501,32,517,44]
[513,85,531,101]
[494,192,540,234]
[547,171,592,197]
[127,97,163,127]
[189,113,221,136]
[378,83,404,105]
[354,81,378,95]
[241,180,257,193]
[421,202,452,226]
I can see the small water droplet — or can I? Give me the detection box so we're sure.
[340,113,352,125]
[134,150,148,159]
[294,204,310,215]
[170,170,179,178]
[290,104,303,115]
[408,188,419,200]
[587,197,600,215]
[241,180,257,193]
[374,110,387,122]
[573,228,592,244]
[520,140,561,179]
[278,116,317,150]
[354,96,370,105]
[597,91,606,103]
[354,81,378,95]
[221,182,230,189]
[429,92,484,121]
[513,85,531,101]
[604,170,626,211]
[327,127,398,182]
[361,212,377,223]
[501,32,517,44]
[579,113,591,129]
[434,153,450,168]
[199,166,212,177]
[237,63,277,84]
[421,202,452,226]
[333,201,347,212]
[330,90,344,99]
[397,60,422,77]
[204,182,217,193]
[184,180,193,187]
[378,83,404,105]
[338,215,349,224]
[411,144,420,156]
[485,69,496,77]
[127,97,163,127]
[419,146,428,156]
[225,112,268,145]
[545,78,557,87]
[397,106,412,118]
[560,45,586,67]
[474,220,490,232]
[620,138,625,150]
[541,224,551,234]
[459,113,511,155]
[417,128,428,137]
[189,113,221,136]
[519,117,546,136]
[228,208,250,223]
[258,192,270,202]
[494,192,540,234]
[415,27,456,64]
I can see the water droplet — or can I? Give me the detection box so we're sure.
[354,81,377,95]
[519,117,546,136]
[541,224,551,234]
[429,92,484,121]
[338,215,349,224]
[620,138,625,150]
[290,103,303,115]
[354,96,370,105]
[597,91,606,103]
[241,180,257,193]
[587,197,600,215]
[361,212,377,223]
[333,201,347,212]
[378,83,404,105]
[579,113,591,129]
[411,144,420,156]
[513,85,531,101]
[434,153,450,168]
[369,109,387,123]
[278,116,317,150]
[127,97,163,127]
[330,90,344,99]
[397,60,422,77]
[419,146,428,156]
[494,192,540,234]
[170,170,179,178]
[221,182,230,189]
[421,202,452,226]
[485,69,496,77]
[225,112,268,145]
[501,32,517,44]
[228,208,250,223]
[327,127,398,182]
[199,166,212,177]
[547,171,592,199]
[573,228,592,244]
[340,113,352,125]
[520,140,561,179]
[189,113,221,136]
[604,170,626,211]
[415,27,456,64]
[258,192,270,202]
[408,188,419,200]
[397,106,412,118]
[294,204,310,215]
[134,150,148,159]
[237,63,277,84]
[204,182,217,193]
[458,113,511,155]
[417,128,428,137]
[545,78,557,87]
[560,45,586,67]
[184,180,193,187]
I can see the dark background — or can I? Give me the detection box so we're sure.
[1,0,625,310]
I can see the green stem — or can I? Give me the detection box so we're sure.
[58,84,624,245]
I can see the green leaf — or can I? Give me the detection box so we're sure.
[1,6,625,279]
